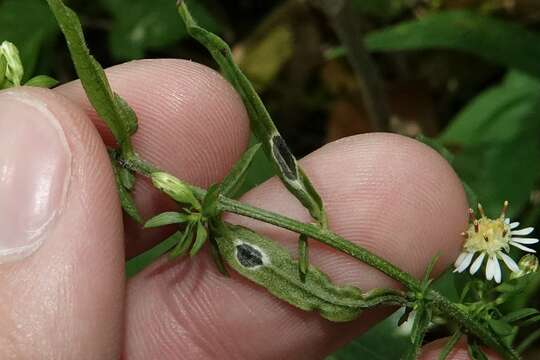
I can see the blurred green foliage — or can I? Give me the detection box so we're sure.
[3,0,540,357]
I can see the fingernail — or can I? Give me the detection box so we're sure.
[0,92,71,263]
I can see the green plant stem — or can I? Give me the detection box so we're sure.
[124,157,519,360]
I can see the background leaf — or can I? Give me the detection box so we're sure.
[366,10,540,78]
[100,0,221,60]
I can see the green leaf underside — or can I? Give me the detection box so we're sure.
[177,3,326,227]
[46,0,136,148]
[365,10,540,78]
[144,212,189,228]
[216,224,401,322]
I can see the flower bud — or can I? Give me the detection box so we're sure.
[0,41,24,86]
[510,254,539,279]
[151,172,201,210]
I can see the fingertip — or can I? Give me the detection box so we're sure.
[420,338,503,360]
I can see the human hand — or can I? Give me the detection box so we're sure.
[0,59,499,359]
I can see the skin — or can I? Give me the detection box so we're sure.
[0,59,499,359]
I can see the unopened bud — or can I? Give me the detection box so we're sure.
[151,172,201,210]
[0,41,23,86]
[510,254,538,279]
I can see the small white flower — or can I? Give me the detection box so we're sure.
[454,201,539,283]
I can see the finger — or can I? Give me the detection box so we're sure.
[0,88,124,358]
[420,338,502,359]
[125,133,468,359]
[55,59,250,256]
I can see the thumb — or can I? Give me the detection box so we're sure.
[0,88,125,358]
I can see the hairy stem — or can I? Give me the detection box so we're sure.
[125,157,519,360]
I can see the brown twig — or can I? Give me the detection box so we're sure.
[309,0,391,132]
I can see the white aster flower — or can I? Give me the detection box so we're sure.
[454,201,539,283]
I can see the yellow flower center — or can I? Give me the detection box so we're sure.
[463,217,510,256]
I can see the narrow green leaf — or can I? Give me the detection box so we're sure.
[176,2,327,227]
[298,233,309,280]
[202,183,220,218]
[467,340,489,360]
[438,330,462,360]
[144,212,189,228]
[117,183,142,223]
[501,308,540,324]
[126,231,182,277]
[487,319,514,337]
[190,221,208,257]
[365,10,540,78]
[119,167,136,190]
[208,230,228,276]
[114,93,138,136]
[24,74,59,88]
[111,158,142,223]
[220,143,261,199]
[403,306,431,360]
[216,224,367,322]
[422,253,440,288]
[169,222,195,258]
[45,0,136,147]
[517,328,540,354]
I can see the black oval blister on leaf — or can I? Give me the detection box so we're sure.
[236,243,264,268]
[272,135,297,180]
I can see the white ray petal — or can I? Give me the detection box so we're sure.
[510,222,520,229]
[469,252,485,275]
[505,218,510,224]
[498,252,520,272]
[511,237,539,244]
[493,257,502,283]
[454,252,468,268]
[510,242,537,253]
[486,256,495,280]
[511,227,534,236]
[455,252,474,273]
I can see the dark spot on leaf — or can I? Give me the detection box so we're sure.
[272,135,297,180]
[236,244,264,268]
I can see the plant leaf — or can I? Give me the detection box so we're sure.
[501,308,540,324]
[24,75,58,88]
[126,231,182,277]
[144,212,190,228]
[177,2,327,227]
[215,224,403,322]
[190,221,208,257]
[169,222,195,258]
[403,306,431,360]
[45,0,137,147]
[298,233,309,280]
[467,339,489,360]
[438,330,462,360]
[202,183,221,218]
[365,10,540,78]
[219,143,262,199]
